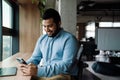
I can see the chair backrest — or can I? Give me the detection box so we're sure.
[76,44,88,80]
[76,44,83,61]
[74,44,83,80]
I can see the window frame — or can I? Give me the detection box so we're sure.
[0,0,19,61]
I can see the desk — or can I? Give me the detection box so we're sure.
[85,61,120,80]
[95,55,120,64]
[0,53,33,80]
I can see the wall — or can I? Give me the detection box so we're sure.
[58,0,77,36]
[19,3,41,53]
[77,23,86,40]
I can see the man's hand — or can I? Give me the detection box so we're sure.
[19,63,37,76]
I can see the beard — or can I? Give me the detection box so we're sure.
[47,27,61,37]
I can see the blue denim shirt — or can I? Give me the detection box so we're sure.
[27,29,79,77]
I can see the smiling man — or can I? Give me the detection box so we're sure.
[19,8,79,80]
[42,18,60,37]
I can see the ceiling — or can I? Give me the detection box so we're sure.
[77,0,120,23]
[34,0,120,23]
[16,0,120,23]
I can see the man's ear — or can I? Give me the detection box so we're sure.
[59,21,61,25]
[56,21,61,28]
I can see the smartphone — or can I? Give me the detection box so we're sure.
[16,58,27,64]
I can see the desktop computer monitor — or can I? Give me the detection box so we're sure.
[96,27,120,51]
[93,27,120,76]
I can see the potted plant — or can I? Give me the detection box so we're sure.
[32,0,46,17]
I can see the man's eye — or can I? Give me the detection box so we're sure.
[43,26,46,28]
[49,24,54,27]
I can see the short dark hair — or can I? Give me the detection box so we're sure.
[42,8,61,24]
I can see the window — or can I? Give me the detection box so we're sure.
[3,36,12,59]
[0,0,19,61]
[2,0,13,60]
[2,0,12,28]
[0,0,2,61]
[85,22,95,38]
[99,22,120,27]
[85,22,120,39]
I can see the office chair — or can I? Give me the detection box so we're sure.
[74,44,88,80]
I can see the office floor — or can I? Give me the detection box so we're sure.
[81,55,101,80]
[82,68,101,80]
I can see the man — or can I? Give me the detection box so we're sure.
[20,8,79,79]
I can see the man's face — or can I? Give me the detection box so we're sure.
[42,18,60,37]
